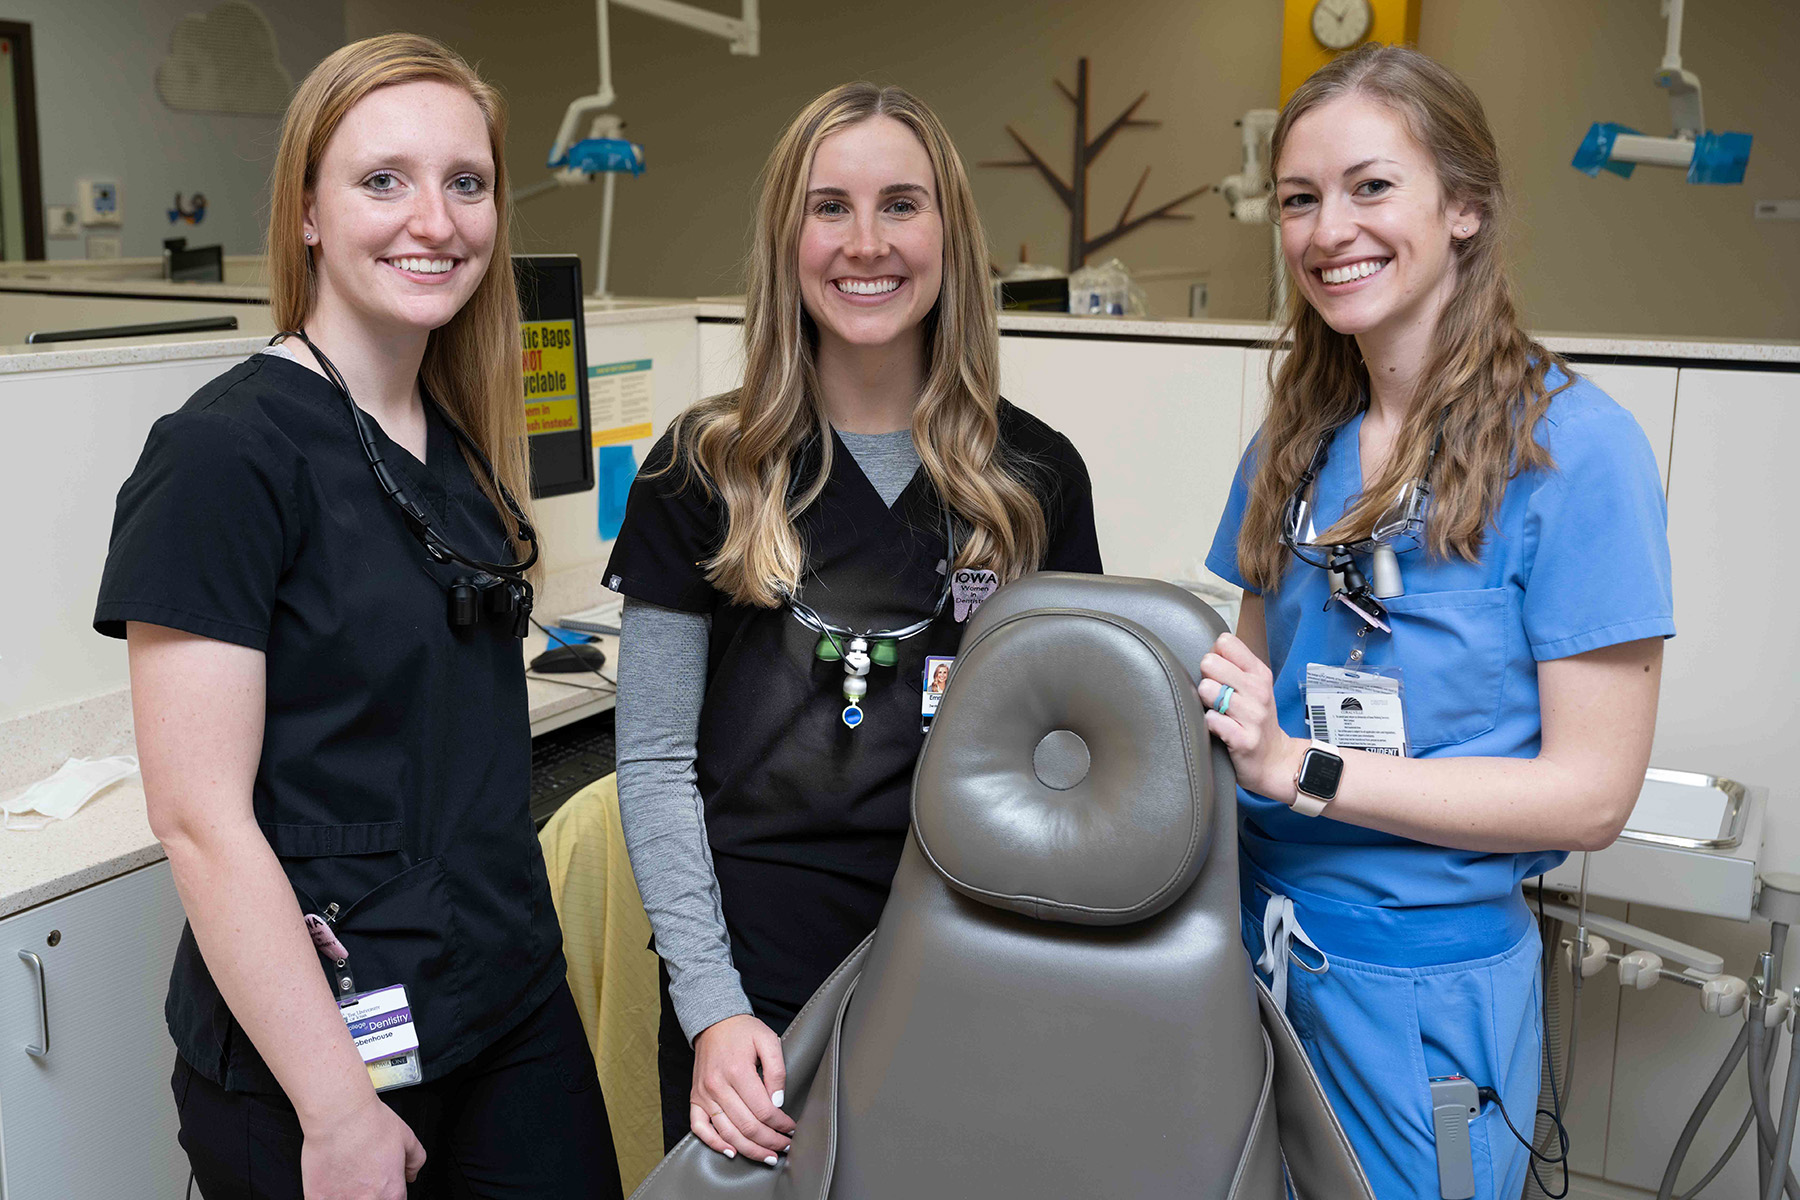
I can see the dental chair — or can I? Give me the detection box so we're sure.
[631,575,1374,1199]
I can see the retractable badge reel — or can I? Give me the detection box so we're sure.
[1305,550,1411,757]
[305,908,423,1092]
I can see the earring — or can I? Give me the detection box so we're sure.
[1458,226,1469,235]
[304,232,314,243]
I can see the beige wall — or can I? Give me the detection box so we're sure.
[1419,0,1799,340]
[348,0,1798,338]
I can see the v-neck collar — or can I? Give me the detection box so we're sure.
[827,424,925,516]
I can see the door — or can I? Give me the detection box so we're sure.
[0,21,44,261]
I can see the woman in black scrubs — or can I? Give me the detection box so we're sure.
[606,82,1103,1165]
[94,35,620,1200]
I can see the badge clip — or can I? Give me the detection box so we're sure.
[306,907,424,1091]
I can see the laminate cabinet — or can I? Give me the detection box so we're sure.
[0,859,188,1198]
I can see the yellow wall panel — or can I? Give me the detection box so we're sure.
[1280,0,1422,101]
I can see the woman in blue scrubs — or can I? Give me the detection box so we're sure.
[1201,46,1672,1199]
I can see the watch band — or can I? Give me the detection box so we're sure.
[1291,739,1341,817]
[1291,790,1331,818]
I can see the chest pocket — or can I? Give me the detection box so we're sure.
[1380,587,1513,751]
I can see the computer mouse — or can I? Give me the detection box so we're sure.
[530,643,608,674]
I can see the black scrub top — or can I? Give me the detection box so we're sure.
[605,399,1102,1026]
[94,353,565,1092]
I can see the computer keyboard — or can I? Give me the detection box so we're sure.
[529,711,616,826]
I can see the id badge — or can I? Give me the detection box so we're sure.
[1304,663,1409,757]
[339,984,423,1092]
[921,655,954,733]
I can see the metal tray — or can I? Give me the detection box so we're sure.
[1616,768,1748,851]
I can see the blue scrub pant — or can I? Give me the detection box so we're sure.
[1240,858,1545,1200]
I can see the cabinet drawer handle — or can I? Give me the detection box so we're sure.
[18,950,47,1059]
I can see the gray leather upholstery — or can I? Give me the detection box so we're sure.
[631,575,1374,1200]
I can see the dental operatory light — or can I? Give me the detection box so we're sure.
[513,0,761,297]
[1571,0,1751,185]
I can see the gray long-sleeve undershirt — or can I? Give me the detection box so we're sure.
[616,428,920,1043]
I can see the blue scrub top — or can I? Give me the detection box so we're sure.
[1207,371,1674,924]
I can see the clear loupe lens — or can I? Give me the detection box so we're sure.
[1281,493,1311,548]
[1370,479,1431,552]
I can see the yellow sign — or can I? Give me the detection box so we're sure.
[521,320,580,437]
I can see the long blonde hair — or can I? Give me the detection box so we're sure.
[1237,44,1569,592]
[665,83,1047,608]
[268,33,532,556]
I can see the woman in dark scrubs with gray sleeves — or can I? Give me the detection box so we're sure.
[606,82,1102,1165]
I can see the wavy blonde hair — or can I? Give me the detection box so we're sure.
[268,33,532,557]
[1236,44,1570,592]
[665,83,1047,608]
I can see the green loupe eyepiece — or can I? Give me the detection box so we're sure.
[870,639,899,668]
[814,634,842,662]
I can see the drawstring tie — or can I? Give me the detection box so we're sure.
[1257,888,1330,1013]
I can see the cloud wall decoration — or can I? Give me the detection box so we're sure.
[156,0,293,116]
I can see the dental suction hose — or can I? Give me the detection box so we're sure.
[1651,894,1796,1199]
[1656,1021,1749,1200]
[1769,1029,1800,1200]
[1745,949,1800,1200]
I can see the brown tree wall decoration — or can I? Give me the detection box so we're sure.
[982,58,1214,272]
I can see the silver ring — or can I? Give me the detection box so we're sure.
[1214,684,1234,715]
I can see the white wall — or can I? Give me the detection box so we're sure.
[1,351,252,718]
[1,310,698,723]
[533,312,700,579]
[11,0,344,260]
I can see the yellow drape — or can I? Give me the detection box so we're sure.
[538,773,663,1195]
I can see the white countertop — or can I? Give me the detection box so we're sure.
[0,297,702,375]
[0,294,1788,373]
[702,300,1800,365]
[0,276,269,302]
[994,312,1800,363]
[0,634,617,920]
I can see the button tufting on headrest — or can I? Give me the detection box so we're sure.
[1033,730,1090,790]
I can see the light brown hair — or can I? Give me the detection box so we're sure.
[1236,43,1569,591]
[664,82,1047,608]
[268,33,532,555]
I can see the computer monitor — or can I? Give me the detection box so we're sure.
[167,243,224,283]
[514,254,594,499]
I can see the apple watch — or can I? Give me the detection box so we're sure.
[1291,739,1344,817]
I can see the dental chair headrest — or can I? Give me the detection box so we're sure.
[912,575,1220,927]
